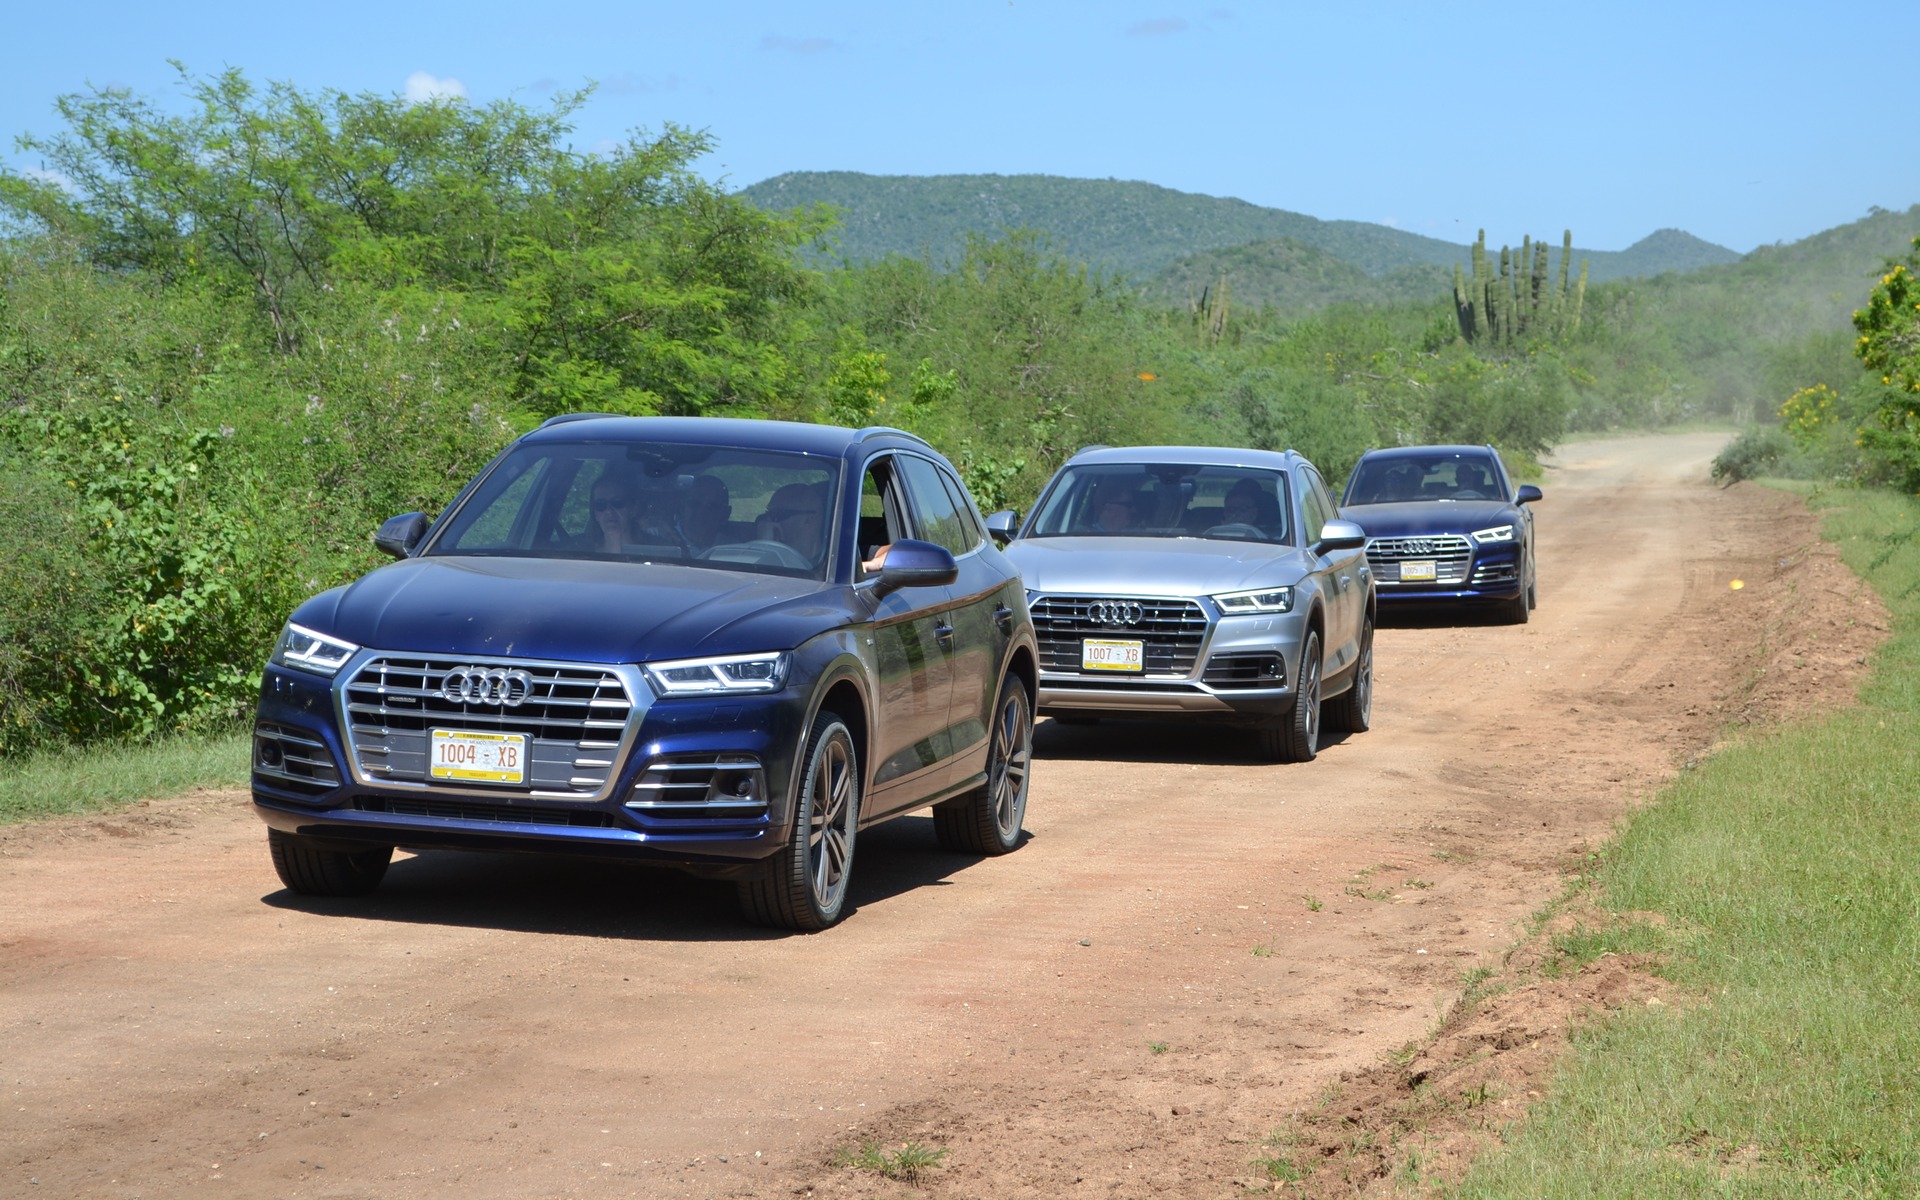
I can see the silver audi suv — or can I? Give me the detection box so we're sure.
[991,446,1374,762]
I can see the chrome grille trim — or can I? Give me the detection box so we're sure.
[1365,533,1472,585]
[340,654,643,800]
[623,756,771,826]
[1029,596,1210,677]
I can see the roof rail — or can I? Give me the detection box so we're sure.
[537,412,619,429]
[1073,444,1110,456]
[855,425,933,448]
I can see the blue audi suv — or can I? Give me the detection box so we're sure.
[252,416,1038,930]
[1338,444,1541,623]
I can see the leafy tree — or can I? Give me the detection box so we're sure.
[1851,237,1920,488]
[1,65,827,418]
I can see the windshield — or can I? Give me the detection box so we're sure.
[427,440,842,580]
[1345,453,1504,504]
[1026,464,1292,544]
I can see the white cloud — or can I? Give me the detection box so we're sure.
[404,71,468,104]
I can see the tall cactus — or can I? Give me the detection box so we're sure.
[1451,227,1587,347]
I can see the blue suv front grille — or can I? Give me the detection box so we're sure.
[342,655,636,797]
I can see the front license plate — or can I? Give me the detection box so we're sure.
[1400,559,1438,582]
[1082,638,1145,672]
[430,729,527,784]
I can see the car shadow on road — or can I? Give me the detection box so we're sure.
[259,813,1018,940]
[1377,603,1525,629]
[1033,717,1354,765]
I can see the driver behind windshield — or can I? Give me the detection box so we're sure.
[1220,477,1263,527]
[1084,478,1143,532]
[758,482,828,562]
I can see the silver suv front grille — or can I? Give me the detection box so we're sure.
[342,655,636,797]
[1366,534,1472,584]
[1030,596,1209,675]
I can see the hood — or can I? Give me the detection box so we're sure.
[1340,500,1516,537]
[290,556,847,664]
[1005,536,1310,597]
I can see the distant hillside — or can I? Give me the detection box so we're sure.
[737,172,1742,300]
[1599,203,1920,334]
[1145,238,1455,311]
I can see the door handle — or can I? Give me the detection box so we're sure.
[935,621,956,647]
[993,604,1014,631]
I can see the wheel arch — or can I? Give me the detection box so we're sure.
[813,676,870,790]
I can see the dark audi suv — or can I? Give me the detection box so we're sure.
[1338,444,1541,623]
[252,416,1038,930]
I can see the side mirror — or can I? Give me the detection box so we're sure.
[985,510,1020,545]
[1314,518,1368,554]
[872,538,959,598]
[374,512,430,559]
[1516,484,1543,504]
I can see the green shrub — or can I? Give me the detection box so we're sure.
[1711,425,1792,483]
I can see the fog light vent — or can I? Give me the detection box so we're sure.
[626,754,769,819]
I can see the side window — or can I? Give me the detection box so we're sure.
[898,455,973,557]
[1299,468,1335,545]
[1490,453,1514,499]
[935,467,987,551]
[858,456,913,564]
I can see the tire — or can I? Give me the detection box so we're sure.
[1256,630,1321,763]
[739,716,860,931]
[935,676,1032,855]
[1326,616,1373,735]
[268,828,392,897]
[1497,589,1530,624]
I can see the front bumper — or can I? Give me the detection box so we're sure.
[251,658,808,866]
[1031,599,1305,721]
[1371,542,1523,604]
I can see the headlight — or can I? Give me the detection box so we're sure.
[271,622,360,676]
[1471,524,1516,544]
[1213,586,1294,614]
[642,652,789,696]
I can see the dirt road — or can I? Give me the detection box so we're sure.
[1,432,1884,1198]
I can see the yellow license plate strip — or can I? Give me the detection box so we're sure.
[1082,638,1145,672]
[430,729,527,784]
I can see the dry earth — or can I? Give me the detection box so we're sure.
[0,432,1888,1199]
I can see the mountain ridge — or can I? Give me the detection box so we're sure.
[736,171,1743,296]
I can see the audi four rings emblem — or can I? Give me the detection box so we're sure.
[441,666,535,706]
[1087,601,1144,626]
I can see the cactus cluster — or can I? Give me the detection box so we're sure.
[1190,275,1230,343]
[1452,229,1587,347]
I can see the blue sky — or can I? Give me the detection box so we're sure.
[4,1,1914,254]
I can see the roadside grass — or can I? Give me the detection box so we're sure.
[0,729,250,823]
[1450,484,1920,1197]
[830,1140,950,1183]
